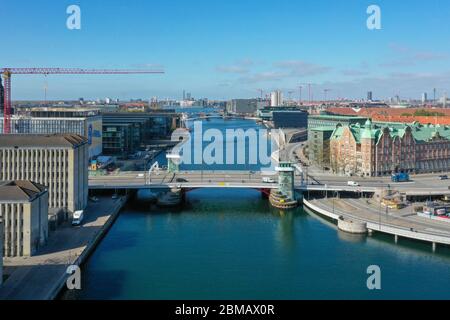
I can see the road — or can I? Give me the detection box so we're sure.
[88,168,450,197]
[307,197,450,244]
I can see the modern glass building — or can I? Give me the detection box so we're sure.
[272,110,308,129]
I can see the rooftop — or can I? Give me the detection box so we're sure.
[0,181,47,202]
[310,126,337,132]
[331,121,450,144]
[0,134,87,148]
[310,114,368,120]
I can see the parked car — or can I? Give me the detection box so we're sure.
[347,181,359,187]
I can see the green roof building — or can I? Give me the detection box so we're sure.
[330,121,450,176]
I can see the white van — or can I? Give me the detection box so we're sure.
[262,177,276,183]
[72,210,84,226]
[347,181,359,187]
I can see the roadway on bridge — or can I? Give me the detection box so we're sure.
[89,169,450,196]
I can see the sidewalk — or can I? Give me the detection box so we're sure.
[0,196,126,300]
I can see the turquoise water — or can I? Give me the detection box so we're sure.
[66,188,450,300]
[64,118,450,300]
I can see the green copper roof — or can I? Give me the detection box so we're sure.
[331,122,450,144]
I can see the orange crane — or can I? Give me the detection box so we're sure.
[1,68,164,134]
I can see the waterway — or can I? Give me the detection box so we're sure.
[64,115,450,300]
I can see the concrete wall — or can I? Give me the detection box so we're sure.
[67,143,89,214]
[0,221,3,286]
[0,146,87,214]
[0,191,48,257]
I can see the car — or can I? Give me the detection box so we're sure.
[439,175,448,180]
[176,178,188,183]
[262,177,276,183]
[347,181,359,187]
[72,210,84,226]
[89,196,99,202]
[137,173,145,178]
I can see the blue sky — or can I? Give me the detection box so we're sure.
[1,0,450,101]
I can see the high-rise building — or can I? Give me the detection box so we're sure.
[270,90,283,107]
[422,92,428,104]
[0,134,89,215]
[0,180,49,257]
[367,91,373,101]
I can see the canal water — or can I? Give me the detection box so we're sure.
[64,116,450,300]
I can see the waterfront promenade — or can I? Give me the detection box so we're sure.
[304,198,450,248]
[0,196,127,300]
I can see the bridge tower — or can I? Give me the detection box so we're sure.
[167,154,181,173]
[276,161,295,200]
[269,161,299,209]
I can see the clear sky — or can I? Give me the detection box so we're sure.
[1,0,450,101]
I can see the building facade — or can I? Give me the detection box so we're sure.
[0,108,102,159]
[227,99,259,115]
[308,127,335,168]
[270,91,283,107]
[0,134,88,214]
[102,123,140,156]
[308,114,368,130]
[272,110,308,129]
[330,120,450,176]
[0,181,48,257]
[0,220,3,285]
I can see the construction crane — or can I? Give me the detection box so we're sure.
[1,67,164,134]
[300,83,313,104]
[256,89,264,100]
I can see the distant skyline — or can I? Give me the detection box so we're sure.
[1,0,450,101]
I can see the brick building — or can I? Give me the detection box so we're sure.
[330,119,450,176]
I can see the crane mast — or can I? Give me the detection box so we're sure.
[1,67,164,134]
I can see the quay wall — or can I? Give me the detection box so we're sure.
[303,199,450,246]
[48,195,128,300]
